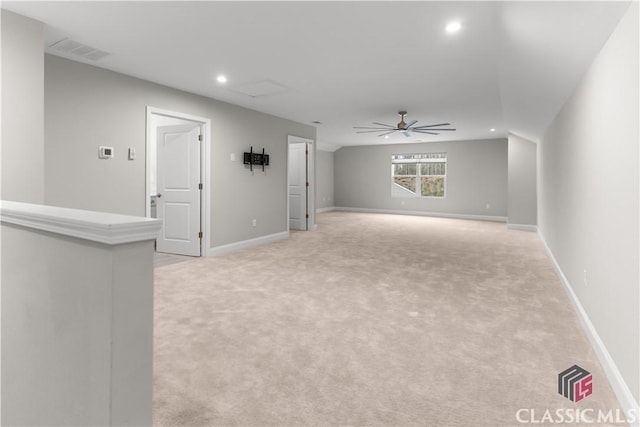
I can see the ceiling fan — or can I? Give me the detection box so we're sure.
[354,111,456,137]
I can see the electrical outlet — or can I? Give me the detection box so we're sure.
[486,203,491,209]
[252,219,257,227]
[230,153,236,161]
[401,200,405,206]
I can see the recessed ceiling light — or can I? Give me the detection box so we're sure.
[384,135,390,139]
[216,75,227,84]
[490,128,496,132]
[446,21,461,33]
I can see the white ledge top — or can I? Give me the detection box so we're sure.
[0,201,162,245]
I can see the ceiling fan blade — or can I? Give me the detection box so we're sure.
[402,131,411,137]
[412,123,451,129]
[354,127,397,130]
[405,120,418,129]
[356,130,392,133]
[372,122,396,128]
[412,130,439,135]
[416,128,456,131]
[378,130,397,137]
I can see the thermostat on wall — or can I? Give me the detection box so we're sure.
[99,146,114,159]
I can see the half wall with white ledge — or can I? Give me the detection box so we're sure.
[0,201,161,426]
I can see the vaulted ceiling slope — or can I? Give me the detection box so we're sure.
[3,1,631,150]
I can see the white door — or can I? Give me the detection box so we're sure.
[156,124,201,256]
[288,142,308,230]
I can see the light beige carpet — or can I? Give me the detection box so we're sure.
[153,211,624,426]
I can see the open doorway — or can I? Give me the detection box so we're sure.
[287,135,315,231]
[146,107,211,256]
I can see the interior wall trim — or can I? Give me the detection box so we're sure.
[206,231,289,257]
[538,229,639,418]
[507,223,538,232]
[334,206,507,222]
[316,207,336,213]
[0,200,161,245]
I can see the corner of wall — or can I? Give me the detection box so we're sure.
[537,0,639,410]
[1,10,45,203]
[507,134,537,227]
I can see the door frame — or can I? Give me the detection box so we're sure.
[145,106,211,255]
[287,135,315,231]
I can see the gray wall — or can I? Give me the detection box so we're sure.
[507,134,537,227]
[316,149,334,210]
[2,222,155,426]
[539,2,639,403]
[1,10,44,203]
[44,55,315,248]
[334,139,507,218]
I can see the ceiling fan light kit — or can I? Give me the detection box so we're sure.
[354,111,456,138]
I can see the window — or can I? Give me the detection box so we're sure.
[392,153,447,198]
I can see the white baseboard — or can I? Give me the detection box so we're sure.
[507,223,538,232]
[334,206,507,222]
[538,230,639,419]
[316,207,336,213]
[206,231,289,257]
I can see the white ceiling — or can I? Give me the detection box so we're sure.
[3,1,631,151]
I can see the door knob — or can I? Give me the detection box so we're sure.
[156,193,162,198]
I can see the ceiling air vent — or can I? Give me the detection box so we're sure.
[48,38,110,61]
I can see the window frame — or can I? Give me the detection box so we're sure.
[391,152,447,199]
